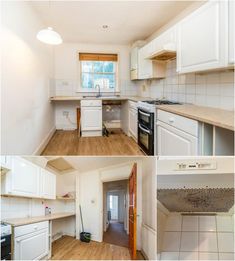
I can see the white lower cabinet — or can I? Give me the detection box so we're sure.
[81,100,102,137]
[129,102,138,140]
[41,169,56,199]
[14,221,49,260]
[157,121,198,155]
[157,110,199,156]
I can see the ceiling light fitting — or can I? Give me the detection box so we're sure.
[37,27,62,45]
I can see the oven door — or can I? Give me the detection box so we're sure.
[138,109,154,130]
[138,124,154,155]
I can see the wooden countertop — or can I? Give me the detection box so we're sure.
[156,104,234,131]
[2,212,75,227]
[50,96,151,102]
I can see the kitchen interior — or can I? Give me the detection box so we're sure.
[2,0,234,156]
[0,156,156,260]
[157,157,234,261]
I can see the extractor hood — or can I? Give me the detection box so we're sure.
[148,43,176,61]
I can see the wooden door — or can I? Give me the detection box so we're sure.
[129,163,137,260]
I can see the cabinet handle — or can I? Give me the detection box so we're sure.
[0,238,6,243]
[34,226,38,230]
[169,117,175,124]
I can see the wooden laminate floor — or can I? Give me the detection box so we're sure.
[42,129,143,156]
[103,222,129,248]
[51,236,131,260]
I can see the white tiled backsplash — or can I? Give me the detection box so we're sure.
[51,78,138,97]
[160,213,235,261]
[0,197,75,220]
[137,60,234,111]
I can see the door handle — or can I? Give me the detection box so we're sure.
[138,124,150,134]
[139,110,151,117]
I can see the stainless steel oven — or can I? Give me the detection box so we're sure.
[137,109,154,155]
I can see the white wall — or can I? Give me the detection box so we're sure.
[1,1,55,154]
[141,157,157,260]
[0,196,76,239]
[79,170,102,242]
[77,161,142,249]
[52,42,138,130]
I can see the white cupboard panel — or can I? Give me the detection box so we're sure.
[81,107,102,131]
[41,169,56,199]
[157,121,198,156]
[10,157,40,197]
[177,0,228,73]
[228,0,235,64]
[14,228,48,260]
[129,107,138,140]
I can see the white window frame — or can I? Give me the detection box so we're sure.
[77,55,119,93]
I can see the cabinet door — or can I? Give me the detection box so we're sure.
[41,169,56,199]
[229,0,235,64]
[177,0,228,73]
[10,157,40,197]
[130,47,138,70]
[157,121,198,156]
[129,108,137,139]
[81,107,102,131]
[14,229,48,260]
[0,156,12,170]
[138,46,152,79]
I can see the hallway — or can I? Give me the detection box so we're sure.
[103,221,129,248]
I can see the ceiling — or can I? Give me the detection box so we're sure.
[31,1,196,44]
[63,156,141,172]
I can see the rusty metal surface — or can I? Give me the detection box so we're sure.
[157,188,234,212]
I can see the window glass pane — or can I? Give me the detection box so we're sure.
[81,60,117,90]
[93,61,103,73]
[81,61,92,73]
[103,62,114,73]
[93,74,104,88]
[82,73,93,88]
[105,74,115,89]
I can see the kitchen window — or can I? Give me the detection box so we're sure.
[79,53,118,92]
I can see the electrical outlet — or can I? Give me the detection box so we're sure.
[63,111,69,117]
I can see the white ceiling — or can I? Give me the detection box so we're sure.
[31,1,195,44]
[64,156,141,172]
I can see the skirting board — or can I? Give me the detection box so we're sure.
[33,126,56,155]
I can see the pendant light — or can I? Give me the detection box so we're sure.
[36,1,63,45]
[37,27,62,45]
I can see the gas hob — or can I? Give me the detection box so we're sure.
[137,99,181,113]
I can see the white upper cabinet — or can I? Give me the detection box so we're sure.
[228,0,235,64]
[149,26,177,60]
[6,157,41,197]
[138,43,153,79]
[130,47,138,71]
[138,42,166,79]
[177,0,228,73]
[1,157,56,200]
[41,169,56,200]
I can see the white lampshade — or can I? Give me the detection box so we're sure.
[37,27,62,45]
